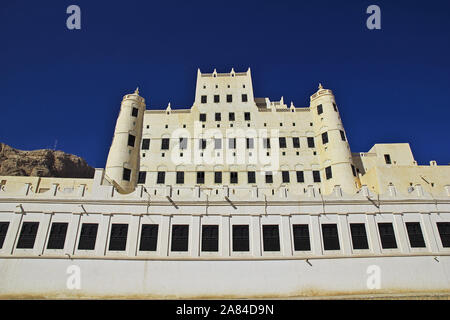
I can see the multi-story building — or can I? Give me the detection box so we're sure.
[0,68,449,298]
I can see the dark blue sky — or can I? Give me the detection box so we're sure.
[0,0,449,168]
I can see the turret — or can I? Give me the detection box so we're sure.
[105,88,146,194]
[310,84,359,194]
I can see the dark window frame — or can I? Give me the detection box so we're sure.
[171,225,189,252]
[322,224,340,251]
[232,225,249,252]
[139,224,158,251]
[108,223,129,251]
[293,224,311,251]
[201,225,219,252]
[350,223,369,250]
[262,225,281,252]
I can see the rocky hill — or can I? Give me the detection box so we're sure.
[0,143,95,178]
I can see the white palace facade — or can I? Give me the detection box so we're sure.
[0,68,450,298]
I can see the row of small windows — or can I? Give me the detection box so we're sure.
[200,112,251,122]
[139,133,345,151]
[3,220,449,253]
[201,94,248,104]
[134,169,330,184]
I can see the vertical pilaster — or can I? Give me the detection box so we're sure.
[67,212,82,255]
[338,214,352,255]
[365,213,381,254]
[96,214,112,256]
[191,216,201,257]
[221,215,230,257]
[160,215,171,256]
[393,213,409,253]
[420,213,439,253]
[309,214,322,255]
[128,214,141,256]
[38,211,54,255]
[251,215,261,256]
[280,215,292,256]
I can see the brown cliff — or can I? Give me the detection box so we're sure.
[0,143,95,178]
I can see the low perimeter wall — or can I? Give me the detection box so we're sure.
[0,256,449,299]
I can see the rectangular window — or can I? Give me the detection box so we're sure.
[214,171,222,184]
[138,171,147,184]
[317,104,323,115]
[325,166,332,180]
[226,94,232,103]
[215,112,221,121]
[248,171,256,184]
[437,223,450,247]
[333,103,338,111]
[199,113,206,122]
[406,222,426,248]
[109,224,128,251]
[351,164,357,177]
[262,225,280,252]
[322,224,340,250]
[378,223,397,249]
[232,225,249,252]
[229,138,236,149]
[307,137,315,148]
[197,171,205,184]
[322,132,329,144]
[279,137,287,148]
[263,138,271,149]
[46,223,69,250]
[214,138,222,149]
[230,172,238,184]
[293,137,300,148]
[139,224,158,251]
[244,112,251,121]
[131,107,138,117]
[171,225,189,252]
[161,138,170,150]
[128,134,136,147]
[17,222,39,249]
[214,95,220,103]
[202,225,219,252]
[229,112,235,121]
[176,171,184,184]
[78,223,98,250]
[246,138,254,149]
[313,170,321,182]
[123,168,131,181]
[179,137,187,150]
[201,95,207,104]
[340,130,346,141]
[350,223,369,250]
[141,138,150,150]
[265,171,273,184]
[157,171,165,184]
[296,171,305,183]
[384,154,392,164]
[0,222,9,249]
[242,94,248,102]
[199,139,207,150]
[293,225,311,251]
[282,171,290,183]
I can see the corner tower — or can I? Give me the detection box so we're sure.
[105,88,146,194]
[310,84,360,194]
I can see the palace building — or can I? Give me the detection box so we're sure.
[0,68,449,298]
